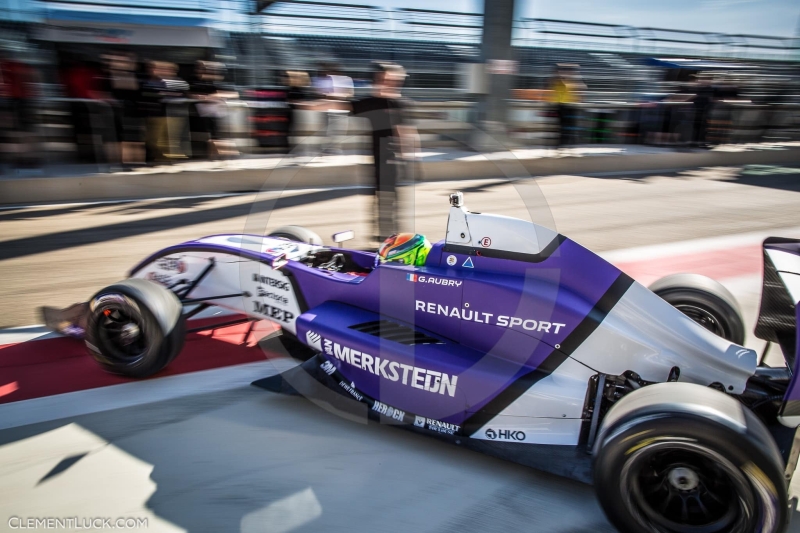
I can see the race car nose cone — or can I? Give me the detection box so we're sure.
[668,466,699,491]
[120,323,141,345]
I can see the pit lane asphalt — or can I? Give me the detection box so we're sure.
[4,358,800,533]
[0,380,619,533]
[3,164,800,532]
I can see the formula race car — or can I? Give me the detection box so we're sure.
[44,192,800,533]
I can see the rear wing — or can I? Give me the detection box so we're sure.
[756,238,800,361]
[755,238,800,425]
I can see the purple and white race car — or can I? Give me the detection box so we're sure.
[45,192,800,533]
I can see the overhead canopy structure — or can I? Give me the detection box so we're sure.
[34,20,220,47]
[38,0,212,26]
[518,18,799,60]
[33,0,221,47]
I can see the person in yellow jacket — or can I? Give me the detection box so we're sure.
[549,64,584,148]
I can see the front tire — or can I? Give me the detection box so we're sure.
[649,273,745,344]
[85,279,185,378]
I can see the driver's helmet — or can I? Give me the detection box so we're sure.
[378,233,431,266]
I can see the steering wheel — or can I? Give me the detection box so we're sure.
[319,253,346,272]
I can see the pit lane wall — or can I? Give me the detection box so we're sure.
[3,145,800,205]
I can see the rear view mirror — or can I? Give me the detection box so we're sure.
[267,252,288,270]
[333,230,355,244]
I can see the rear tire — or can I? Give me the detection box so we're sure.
[594,384,788,533]
[649,273,745,344]
[268,226,323,245]
[85,279,185,378]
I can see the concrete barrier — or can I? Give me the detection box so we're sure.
[2,146,799,205]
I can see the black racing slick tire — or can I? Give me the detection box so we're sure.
[268,226,323,245]
[593,383,788,533]
[85,278,185,378]
[649,273,745,344]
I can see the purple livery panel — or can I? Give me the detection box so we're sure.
[294,302,562,426]
[788,305,800,401]
[127,233,626,424]
[291,237,624,425]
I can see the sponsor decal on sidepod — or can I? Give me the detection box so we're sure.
[252,302,294,323]
[249,272,295,322]
[339,381,363,402]
[257,286,289,305]
[372,401,405,421]
[316,351,459,435]
[415,299,567,333]
[414,415,460,435]
[156,256,187,273]
[309,332,459,397]
[307,331,323,351]
[485,429,526,441]
[320,360,336,375]
[251,273,290,291]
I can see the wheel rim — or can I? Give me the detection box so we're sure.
[673,303,727,338]
[92,294,149,365]
[621,442,755,533]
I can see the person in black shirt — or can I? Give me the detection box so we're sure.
[692,73,714,148]
[351,62,416,241]
[297,62,417,242]
[282,70,312,156]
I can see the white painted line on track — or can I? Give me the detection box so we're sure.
[0,358,298,431]
[0,307,234,345]
[599,226,800,264]
[0,325,60,345]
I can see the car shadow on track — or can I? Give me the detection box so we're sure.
[0,187,371,262]
[0,386,616,533]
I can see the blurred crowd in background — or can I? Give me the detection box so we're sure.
[1,51,242,168]
[1,4,800,172]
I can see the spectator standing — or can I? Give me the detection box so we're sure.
[105,52,144,166]
[162,63,189,159]
[313,62,354,154]
[282,70,312,156]
[0,50,41,168]
[548,64,585,150]
[691,74,713,148]
[61,56,114,163]
[190,61,238,159]
[140,61,187,162]
[351,62,415,242]
[139,61,168,162]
